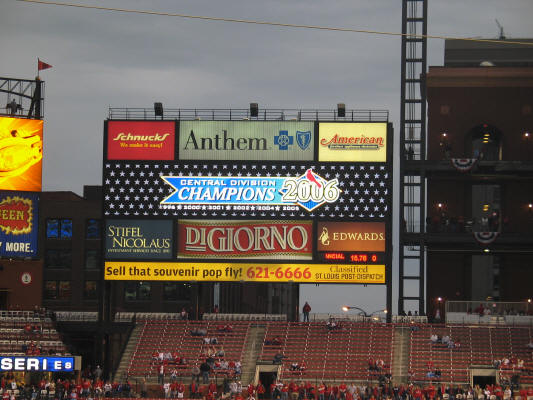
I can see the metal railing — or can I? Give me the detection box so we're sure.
[446,300,533,325]
[108,107,389,121]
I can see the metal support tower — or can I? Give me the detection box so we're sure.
[398,0,427,315]
[0,77,44,119]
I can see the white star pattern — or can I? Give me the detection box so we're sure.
[103,162,391,219]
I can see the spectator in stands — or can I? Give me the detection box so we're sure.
[216,346,225,358]
[302,302,311,322]
[326,317,339,331]
[290,362,300,371]
[158,364,165,385]
[200,361,211,384]
[273,353,286,365]
[430,334,438,343]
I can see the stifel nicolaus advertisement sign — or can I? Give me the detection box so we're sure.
[318,122,387,162]
[105,219,172,260]
[317,221,385,252]
[179,121,314,161]
[0,117,43,192]
[177,220,312,260]
[0,191,38,258]
[107,121,175,160]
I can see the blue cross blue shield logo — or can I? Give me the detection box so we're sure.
[296,130,311,150]
[274,131,294,150]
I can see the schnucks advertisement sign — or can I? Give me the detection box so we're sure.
[107,121,175,160]
[0,117,43,192]
[179,121,314,161]
[318,122,387,162]
[177,220,313,260]
[105,219,173,259]
[0,191,38,258]
[317,221,386,252]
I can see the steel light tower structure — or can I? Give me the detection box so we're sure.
[398,0,428,315]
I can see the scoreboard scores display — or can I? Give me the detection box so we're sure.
[103,120,392,285]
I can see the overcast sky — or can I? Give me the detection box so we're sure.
[1,0,532,315]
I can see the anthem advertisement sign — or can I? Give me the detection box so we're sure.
[317,222,386,252]
[105,219,173,260]
[0,191,38,258]
[107,121,175,160]
[178,220,312,260]
[179,121,314,161]
[0,117,43,192]
[318,122,387,162]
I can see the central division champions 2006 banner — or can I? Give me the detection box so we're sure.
[103,120,392,284]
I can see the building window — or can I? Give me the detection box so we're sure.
[124,282,151,301]
[46,219,59,239]
[84,281,98,300]
[469,124,502,161]
[163,283,191,301]
[44,281,71,300]
[44,281,57,300]
[58,281,71,300]
[86,219,101,239]
[45,249,72,269]
[46,219,73,239]
[85,249,101,269]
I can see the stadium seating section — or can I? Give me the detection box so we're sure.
[125,318,532,385]
[0,310,68,355]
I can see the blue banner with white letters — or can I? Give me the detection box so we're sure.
[0,356,75,371]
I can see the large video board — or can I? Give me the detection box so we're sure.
[103,120,392,284]
[0,117,43,192]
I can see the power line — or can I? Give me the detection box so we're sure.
[14,0,533,47]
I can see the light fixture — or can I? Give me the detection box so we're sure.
[337,103,346,118]
[524,132,531,138]
[441,132,447,138]
[484,248,490,253]
[437,297,442,302]
[341,306,349,312]
[250,103,258,117]
[154,102,163,118]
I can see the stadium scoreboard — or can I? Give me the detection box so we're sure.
[103,119,392,284]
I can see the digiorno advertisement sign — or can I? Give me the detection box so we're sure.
[317,221,385,252]
[0,191,38,258]
[107,121,175,160]
[105,219,172,259]
[179,121,314,161]
[0,117,43,192]
[177,220,312,260]
[318,122,387,162]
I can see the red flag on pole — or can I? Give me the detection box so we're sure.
[38,59,52,71]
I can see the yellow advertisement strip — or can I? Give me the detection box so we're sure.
[105,262,385,284]
[318,122,387,162]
